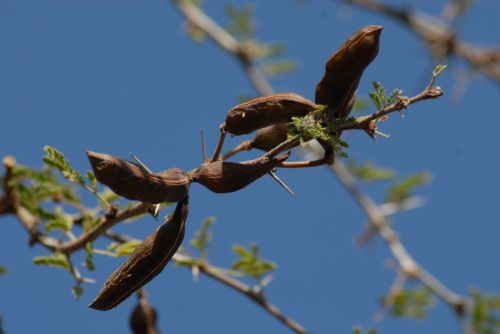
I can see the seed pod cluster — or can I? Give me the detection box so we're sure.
[87,150,189,204]
[89,197,189,311]
[189,152,290,193]
[228,25,382,154]
[87,25,384,312]
[225,93,318,135]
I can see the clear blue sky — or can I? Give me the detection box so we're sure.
[1,1,498,333]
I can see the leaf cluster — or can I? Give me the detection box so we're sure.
[470,288,500,334]
[348,160,430,203]
[383,286,436,319]
[288,106,350,157]
[231,243,276,281]
[369,81,403,111]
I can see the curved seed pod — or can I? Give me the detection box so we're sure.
[190,152,290,193]
[315,25,383,120]
[87,150,189,204]
[89,197,189,311]
[251,123,289,152]
[225,93,318,135]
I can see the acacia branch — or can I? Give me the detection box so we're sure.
[56,203,151,254]
[342,0,500,82]
[330,160,473,333]
[337,84,443,133]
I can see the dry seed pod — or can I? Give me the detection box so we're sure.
[251,123,289,152]
[315,25,383,120]
[130,301,159,334]
[190,152,290,193]
[225,93,318,135]
[87,150,189,204]
[89,197,189,311]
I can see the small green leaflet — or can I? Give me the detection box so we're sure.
[43,146,85,187]
[114,240,142,256]
[190,217,215,257]
[44,206,73,233]
[231,243,276,280]
[85,242,95,271]
[369,81,403,110]
[72,285,85,300]
[433,64,447,77]
[383,286,436,319]
[386,172,431,203]
[33,252,70,270]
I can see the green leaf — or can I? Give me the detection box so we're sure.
[33,252,70,270]
[173,257,196,268]
[352,326,377,334]
[470,287,500,334]
[71,285,84,300]
[44,206,73,233]
[85,242,95,271]
[387,89,403,105]
[98,188,120,205]
[347,161,397,182]
[383,286,436,319]
[231,243,276,281]
[256,42,285,58]
[8,165,81,211]
[224,4,255,40]
[115,240,142,256]
[262,60,296,76]
[433,64,447,77]
[369,92,383,111]
[0,266,7,275]
[190,217,216,257]
[386,172,431,203]
[43,146,85,187]
[86,171,97,191]
[370,82,404,110]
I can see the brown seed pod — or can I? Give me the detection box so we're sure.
[315,25,383,120]
[129,300,159,334]
[251,123,289,152]
[87,150,190,204]
[225,93,318,135]
[89,197,189,311]
[189,152,290,193]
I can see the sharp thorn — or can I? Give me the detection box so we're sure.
[268,171,296,197]
[129,152,153,173]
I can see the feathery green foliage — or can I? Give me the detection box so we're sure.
[232,243,276,281]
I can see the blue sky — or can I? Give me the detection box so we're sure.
[0,1,498,333]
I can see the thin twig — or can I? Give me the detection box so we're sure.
[337,85,443,133]
[190,259,310,334]
[56,203,151,254]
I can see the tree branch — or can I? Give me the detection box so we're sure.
[342,0,500,82]
[173,256,310,334]
[330,160,473,333]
